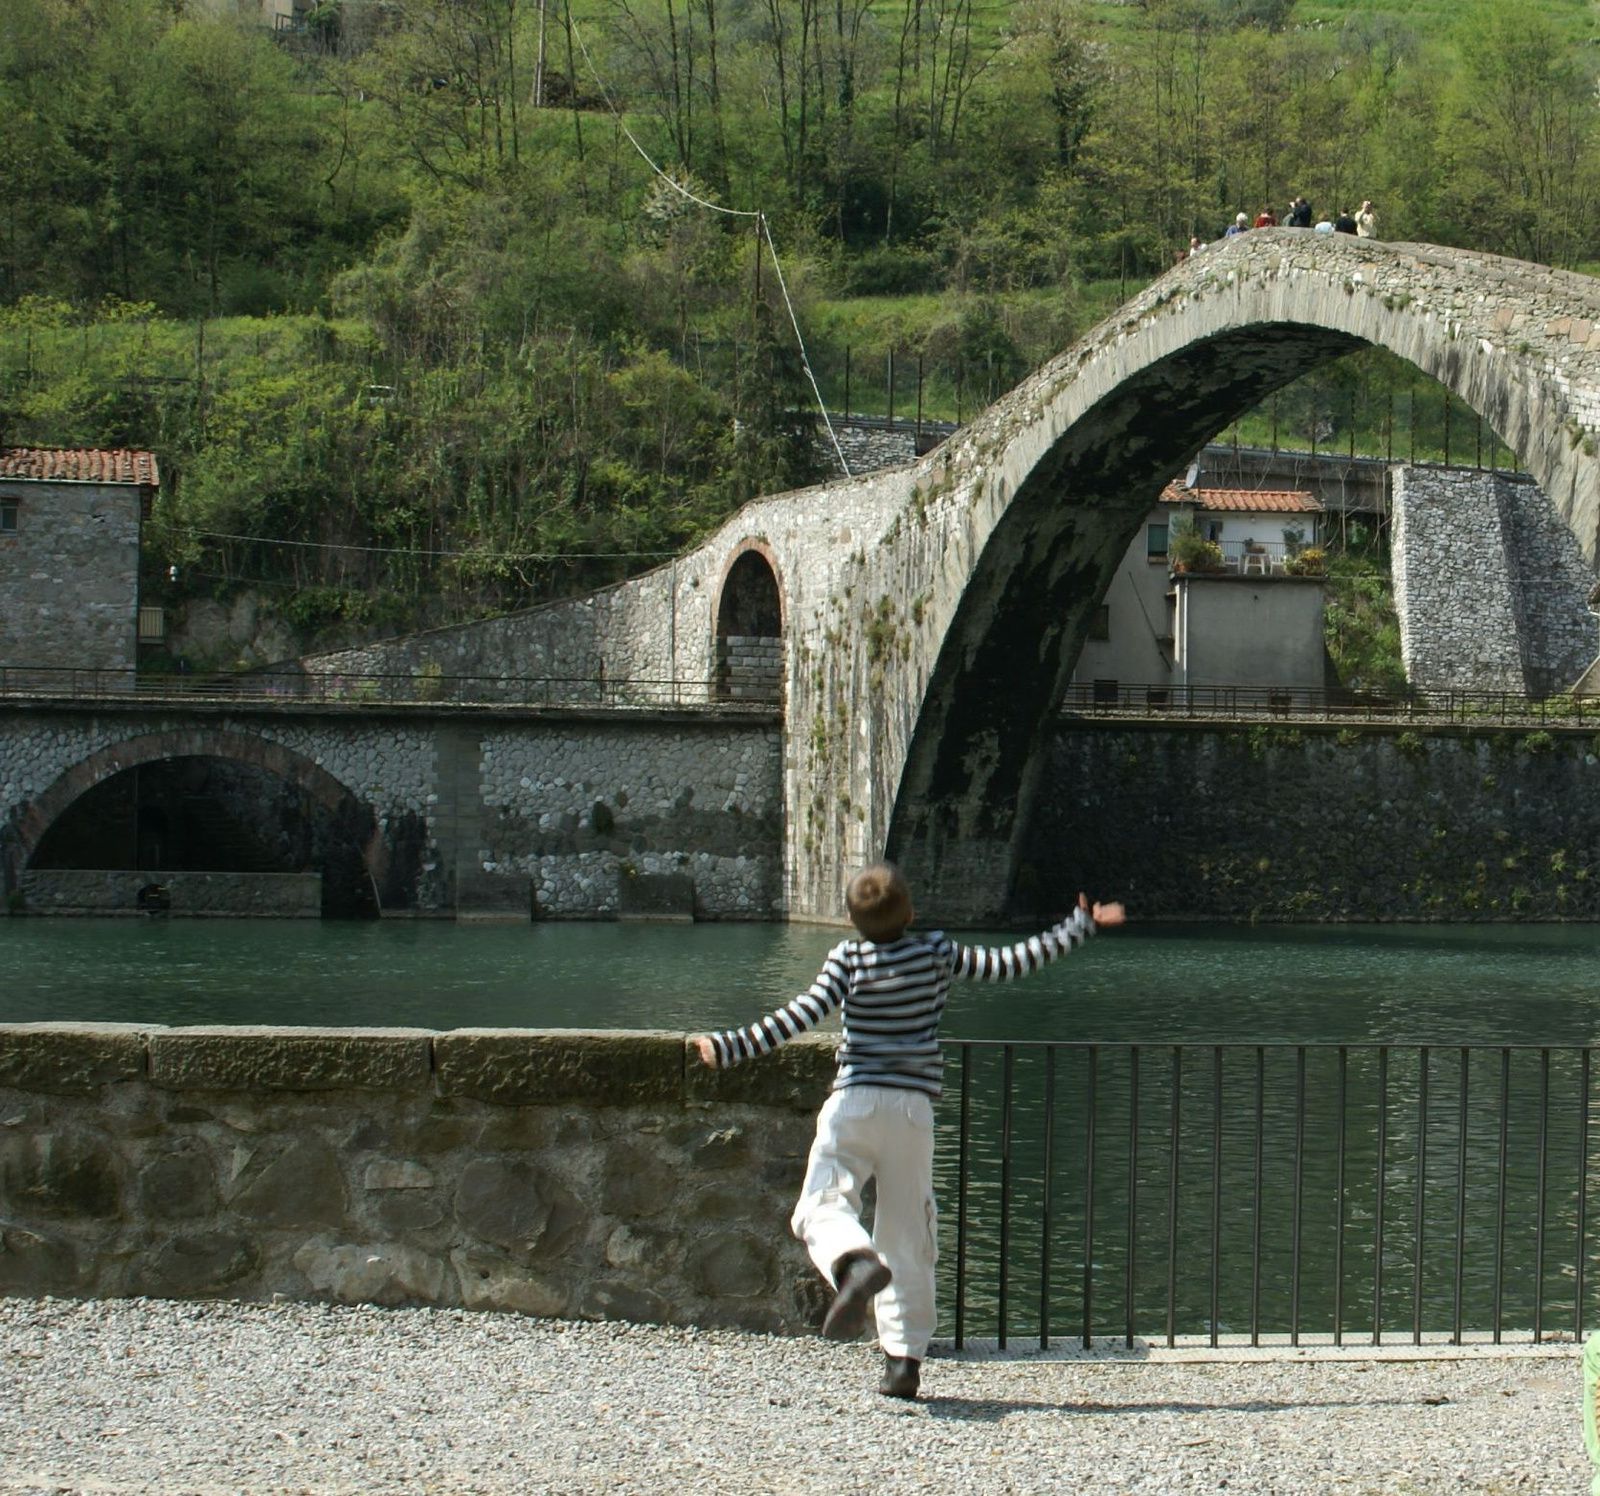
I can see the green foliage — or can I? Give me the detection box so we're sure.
[1323,542,1407,694]
[2,0,1597,646]
[1168,515,1224,571]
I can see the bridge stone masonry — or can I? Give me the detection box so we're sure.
[0,698,782,919]
[299,233,1600,925]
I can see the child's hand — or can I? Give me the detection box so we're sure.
[1078,891,1125,928]
[692,1035,717,1067]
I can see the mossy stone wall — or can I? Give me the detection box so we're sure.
[1029,720,1600,921]
[0,1024,834,1333]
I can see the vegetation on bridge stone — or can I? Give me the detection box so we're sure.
[0,0,1592,661]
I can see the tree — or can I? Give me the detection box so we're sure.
[1434,1,1600,267]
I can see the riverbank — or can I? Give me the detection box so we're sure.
[1,1297,1586,1494]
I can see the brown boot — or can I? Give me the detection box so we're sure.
[821,1251,892,1341]
[878,1355,921,1399]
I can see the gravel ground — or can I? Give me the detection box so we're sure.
[0,1296,1592,1495]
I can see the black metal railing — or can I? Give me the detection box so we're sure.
[0,664,781,711]
[940,1040,1597,1349]
[1062,681,1600,726]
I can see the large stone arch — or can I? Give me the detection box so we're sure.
[8,728,393,907]
[779,233,1600,922]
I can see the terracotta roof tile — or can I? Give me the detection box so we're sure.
[1160,481,1320,514]
[0,447,159,487]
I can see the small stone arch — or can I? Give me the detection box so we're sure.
[8,728,393,912]
[714,542,784,704]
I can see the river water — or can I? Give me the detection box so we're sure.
[8,917,1600,1342]
[5,916,1600,1043]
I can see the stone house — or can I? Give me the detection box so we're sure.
[0,447,161,677]
[1071,481,1328,704]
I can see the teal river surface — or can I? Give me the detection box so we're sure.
[9,918,1600,1342]
[5,916,1600,1041]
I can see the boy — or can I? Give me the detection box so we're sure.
[694,861,1124,1400]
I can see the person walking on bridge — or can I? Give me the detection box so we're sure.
[694,862,1124,1402]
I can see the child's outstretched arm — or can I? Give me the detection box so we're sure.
[949,892,1123,981]
[692,942,852,1068]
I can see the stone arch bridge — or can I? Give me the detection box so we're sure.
[10,234,1600,923]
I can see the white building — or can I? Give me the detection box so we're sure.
[1072,481,1328,706]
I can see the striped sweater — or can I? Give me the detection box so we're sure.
[702,905,1097,1097]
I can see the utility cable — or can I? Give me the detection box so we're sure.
[569,17,850,477]
[761,215,850,475]
[149,523,678,563]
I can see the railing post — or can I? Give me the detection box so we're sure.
[1414,1047,1430,1346]
[1125,1046,1140,1351]
[1291,1045,1306,1345]
[1039,1046,1056,1352]
[1577,1049,1591,1340]
[1082,1046,1098,1350]
[1210,1046,1223,1348]
[1252,1045,1265,1347]
[1334,1046,1347,1346]
[1166,1046,1181,1348]
[998,1044,1014,1351]
[1373,1047,1389,1346]
[1494,1048,1510,1345]
[1453,1047,1469,1345]
[954,1045,971,1350]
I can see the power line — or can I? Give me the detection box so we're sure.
[149,522,679,563]
[568,16,850,477]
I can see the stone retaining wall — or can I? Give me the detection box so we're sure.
[21,870,322,917]
[0,1025,835,1333]
[1392,467,1595,695]
[1029,718,1600,921]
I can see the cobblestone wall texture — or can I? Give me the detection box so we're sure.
[0,1025,834,1333]
[476,720,782,918]
[0,481,141,674]
[1392,468,1595,694]
[1,705,782,920]
[20,870,321,916]
[1029,720,1600,922]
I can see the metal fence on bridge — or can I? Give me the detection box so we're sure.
[941,1040,1595,1351]
[0,664,780,711]
[1061,680,1600,727]
[5,665,1594,726]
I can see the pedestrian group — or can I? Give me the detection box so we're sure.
[1183,194,1377,258]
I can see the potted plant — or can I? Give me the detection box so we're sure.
[1286,545,1325,576]
[1169,515,1224,572]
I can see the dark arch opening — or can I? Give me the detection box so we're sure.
[715,549,783,703]
[28,755,380,918]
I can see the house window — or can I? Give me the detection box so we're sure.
[0,496,16,534]
[1146,522,1168,558]
[1089,603,1111,641]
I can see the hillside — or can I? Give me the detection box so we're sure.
[1,0,1595,658]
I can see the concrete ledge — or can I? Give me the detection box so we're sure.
[0,1023,838,1108]
[0,1022,154,1093]
[684,1034,838,1111]
[435,1028,686,1105]
[149,1027,435,1092]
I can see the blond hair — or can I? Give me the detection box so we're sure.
[846,861,913,942]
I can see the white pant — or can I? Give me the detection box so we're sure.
[790,1085,938,1360]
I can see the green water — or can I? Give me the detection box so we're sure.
[5,917,1600,1042]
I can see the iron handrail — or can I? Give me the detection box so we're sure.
[1063,680,1597,725]
[0,663,781,710]
[943,1038,1600,1352]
